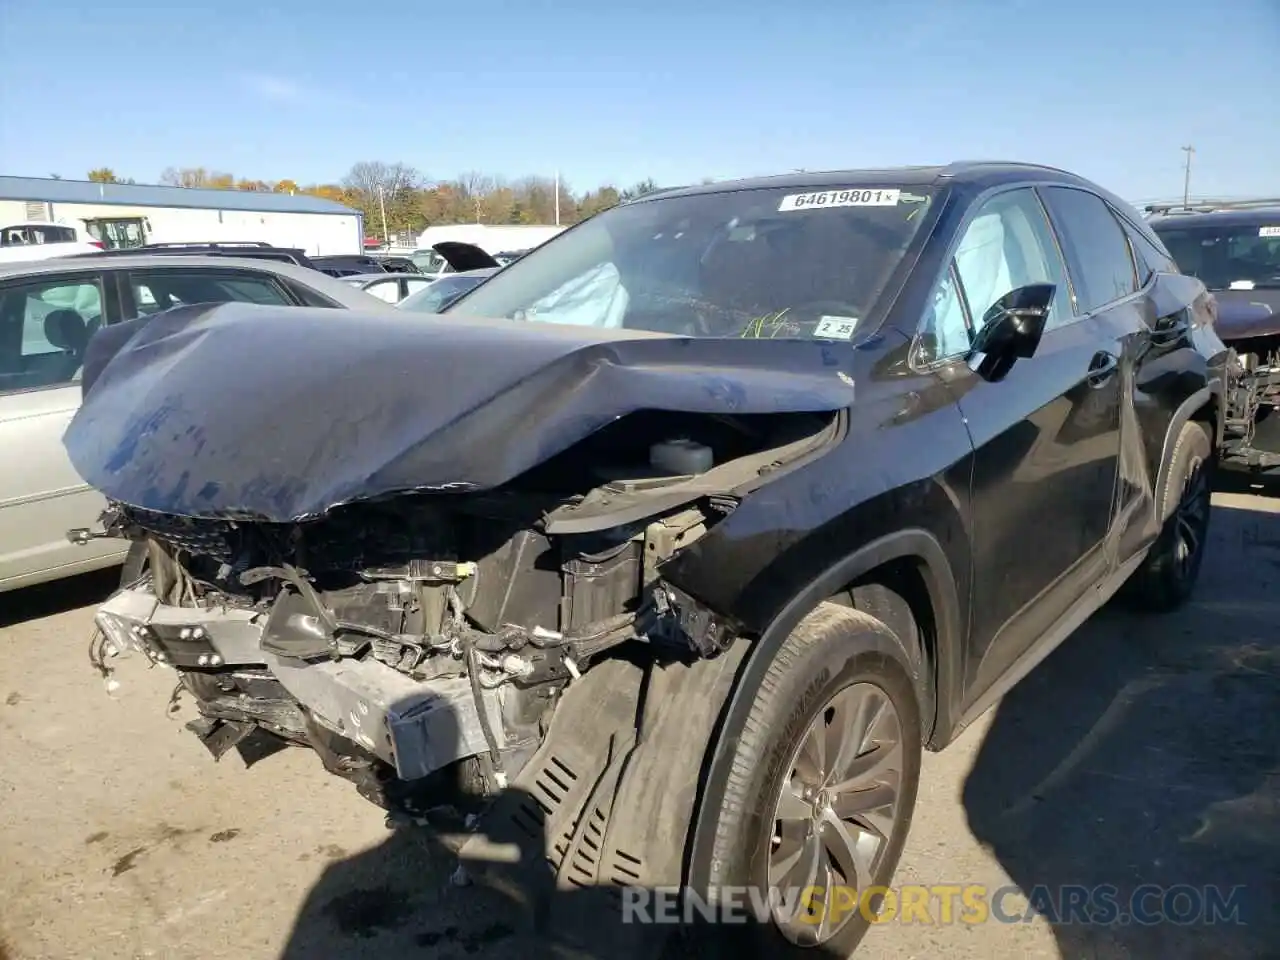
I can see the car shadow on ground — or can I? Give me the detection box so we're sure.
[274,789,843,960]
[0,567,120,630]
[962,495,1280,959]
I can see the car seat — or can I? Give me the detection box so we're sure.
[43,309,90,381]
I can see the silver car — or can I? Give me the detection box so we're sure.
[0,255,394,592]
[340,272,435,304]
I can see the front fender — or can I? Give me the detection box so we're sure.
[683,525,965,897]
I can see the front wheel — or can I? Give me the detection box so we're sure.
[695,603,923,958]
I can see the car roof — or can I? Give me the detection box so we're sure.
[635,161,1097,203]
[346,272,423,282]
[1148,206,1280,229]
[0,253,397,309]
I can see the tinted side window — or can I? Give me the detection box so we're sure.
[1041,187,1138,313]
[30,225,78,244]
[1116,214,1177,285]
[920,187,1072,360]
[128,271,292,315]
[287,280,342,308]
[0,277,105,393]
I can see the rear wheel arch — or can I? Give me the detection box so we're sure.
[684,528,963,893]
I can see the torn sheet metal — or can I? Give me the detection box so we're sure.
[64,302,857,521]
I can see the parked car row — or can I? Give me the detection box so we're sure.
[349,242,506,304]
[61,160,1243,958]
[0,223,508,295]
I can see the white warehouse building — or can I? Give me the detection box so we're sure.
[0,176,364,255]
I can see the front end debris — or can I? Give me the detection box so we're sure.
[87,405,838,815]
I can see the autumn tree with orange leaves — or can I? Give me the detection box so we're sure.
[90,162,668,236]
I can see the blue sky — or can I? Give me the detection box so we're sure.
[1,0,1275,201]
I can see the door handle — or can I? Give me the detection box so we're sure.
[1087,351,1118,386]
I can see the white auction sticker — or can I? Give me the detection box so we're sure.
[778,188,901,211]
[813,315,860,339]
[1259,226,1280,237]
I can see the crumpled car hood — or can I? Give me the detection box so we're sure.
[64,302,858,521]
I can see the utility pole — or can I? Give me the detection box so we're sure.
[1181,145,1195,206]
[377,184,390,246]
[554,170,561,226]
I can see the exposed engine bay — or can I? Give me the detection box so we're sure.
[1223,334,1280,469]
[90,409,839,813]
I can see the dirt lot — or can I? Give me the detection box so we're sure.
[1,488,1277,960]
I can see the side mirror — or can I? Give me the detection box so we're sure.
[968,282,1055,382]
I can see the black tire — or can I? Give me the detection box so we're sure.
[1125,420,1213,611]
[695,602,922,959]
[118,540,150,589]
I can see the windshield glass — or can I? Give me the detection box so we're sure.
[1151,222,1280,290]
[399,274,489,313]
[446,184,936,338]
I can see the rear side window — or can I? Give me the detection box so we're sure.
[1121,218,1179,284]
[1041,187,1138,313]
[0,225,77,246]
[0,277,105,393]
[29,225,78,244]
[128,271,292,315]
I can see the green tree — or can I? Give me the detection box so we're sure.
[87,168,120,183]
[619,178,660,202]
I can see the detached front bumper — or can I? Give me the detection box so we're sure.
[94,587,502,783]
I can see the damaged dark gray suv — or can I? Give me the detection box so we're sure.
[72,162,1227,958]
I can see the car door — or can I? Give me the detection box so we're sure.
[919,185,1124,703]
[0,270,127,589]
[1037,186,1155,566]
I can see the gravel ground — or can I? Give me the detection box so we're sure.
[1,488,1277,960]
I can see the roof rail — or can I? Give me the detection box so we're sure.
[144,240,274,248]
[1144,197,1280,215]
[71,246,314,267]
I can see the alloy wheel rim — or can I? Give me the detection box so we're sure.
[1173,455,1209,581]
[767,681,903,946]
